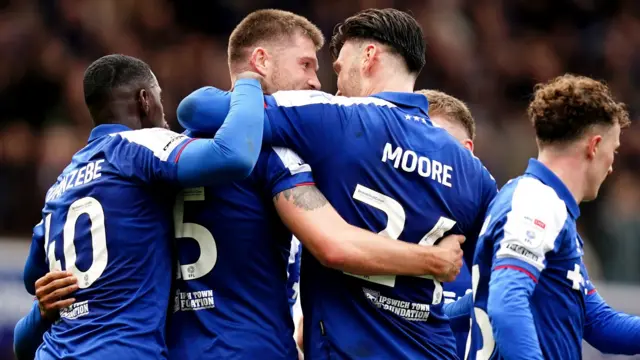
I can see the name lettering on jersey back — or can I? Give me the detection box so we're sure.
[381,143,453,187]
[46,160,105,202]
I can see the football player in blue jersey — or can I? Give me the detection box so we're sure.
[15,54,266,360]
[170,10,464,360]
[417,89,477,359]
[177,8,498,360]
[469,74,640,360]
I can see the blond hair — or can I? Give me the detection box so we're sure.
[416,89,475,140]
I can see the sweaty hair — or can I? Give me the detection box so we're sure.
[416,89,475,140]
[528,74,630,146]
[83,54,154,123]
[330,8,426,74]
[228,9,324,66]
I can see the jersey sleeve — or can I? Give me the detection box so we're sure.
[24,220,49,295]
[13,300,51,360]
[260,147,314,197]
[492,178,568,280]
[111,127,191,186]
[583,264,640,355]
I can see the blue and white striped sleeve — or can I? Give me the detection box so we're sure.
[487,178,567,360]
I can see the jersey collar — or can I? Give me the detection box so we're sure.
[88,124,132,143]
[525,158,580,219]
[371,92,430,118]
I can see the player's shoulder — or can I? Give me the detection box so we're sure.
[110,127,189,161]
[264,147,311,175]
[501,175,568,227]
[269,90,396,109]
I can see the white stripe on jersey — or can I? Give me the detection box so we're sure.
[271,90,397,109]
[496,177,567,271]
[273,147,312,175]
[114,128,189,161]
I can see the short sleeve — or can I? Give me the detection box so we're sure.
[110,128,191,186]
[493,178,568,277]
[262,147,314,197]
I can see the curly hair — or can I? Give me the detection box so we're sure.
[527,74,630,145]
[416,89,475,140]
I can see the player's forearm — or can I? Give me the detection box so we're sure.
[177,86,273,143]
[14,301,51,360]
[443,292,473,320]
[584,292,640,355]
[176,79,264,187]
[488,268,544,360]
[328,225,454,276]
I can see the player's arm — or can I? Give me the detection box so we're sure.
[14,271,78,360]
[174,75,264,187]
[119,76,264,187]
[23,221,49,295]
[583,279,640,354]
[14,301,51,360]
[178,88,358,164]
[274,185,463,278]
[443,291,472,320]
[486,182,566,360]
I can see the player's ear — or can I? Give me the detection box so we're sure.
[249,48,269,77]
[362,44,378,75]
[586,134,602,160]
[137,88,150,119]
[462,139,474,153]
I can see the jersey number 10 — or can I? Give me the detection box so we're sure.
[44,197,108,289]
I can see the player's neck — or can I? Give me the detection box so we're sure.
[363,71,415,96]
[96,107,142,130]
[537,151,586,204]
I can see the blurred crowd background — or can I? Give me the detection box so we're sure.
[1,0,640,358]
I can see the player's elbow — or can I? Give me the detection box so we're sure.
[176,87,213,130]
[218,151,256,179]
[315,244,349,270]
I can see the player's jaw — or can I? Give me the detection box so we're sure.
[583,123,621,201]
[333,41,364,98]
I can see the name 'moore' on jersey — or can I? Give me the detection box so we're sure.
[260,90,497,360]
[24,124,191,360]
[469,159,591,360]
[168,146,313,360]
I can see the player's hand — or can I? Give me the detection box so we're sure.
[432,234,465,282]
[34,271,79,321]
[235,71,265,90]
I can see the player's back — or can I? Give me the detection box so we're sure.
[31,124,187,360]
[168,144,312,360]
[264,91,497,359]
[469,160,587,359]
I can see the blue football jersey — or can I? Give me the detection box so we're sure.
[469,159,591,360]
[287,237,302,314]
[260,91,497,359]
[443,263,472,359]
[168,146,313,360]
[24,124,191,360]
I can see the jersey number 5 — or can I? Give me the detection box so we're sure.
[44,197,108,289]
[345,184,457,305]
[173,188,218,280]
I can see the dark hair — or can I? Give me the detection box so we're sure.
[83,54,154,119]
[330,8,426,74]
[228,9,324,66]
[416,89,476,140]
[527,74,630,145]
